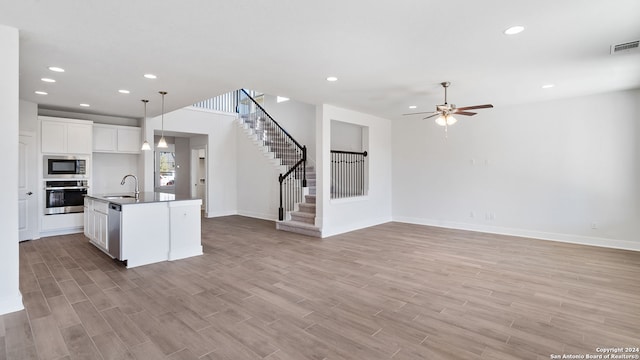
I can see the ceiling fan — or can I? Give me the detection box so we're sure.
[404,82,493,127]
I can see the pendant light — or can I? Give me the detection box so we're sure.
[140,99,151,151]
[157,91,168,148]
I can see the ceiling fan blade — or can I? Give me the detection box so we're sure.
[454,111,477,116]
[423,113,441,120]
[402,111,437,116]
[456,104,494,111]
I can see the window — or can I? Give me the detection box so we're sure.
[155,149,176,191]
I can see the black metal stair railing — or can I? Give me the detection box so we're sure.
[330,150,367,199]
[236,89,307,220]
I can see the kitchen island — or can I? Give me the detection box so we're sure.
[84,192,202,268]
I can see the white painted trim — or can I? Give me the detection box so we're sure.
[393,216,640,252]
[330,195,369,205]
[237,210,278,222]
[0,293,24,315]
[39,228,84,238]
[168,246,203,261]
[205,210,238,218]
[321,217,391,238]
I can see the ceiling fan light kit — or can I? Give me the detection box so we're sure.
[402,81,493,132]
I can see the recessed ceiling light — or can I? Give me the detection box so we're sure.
[504,26,525,35]
[143,74,157,79]
[409,105,417,109]
[41,78,56,83]
[118,89,130,94]
[79,103,90,107]
[326,76,338,82]
[48,66,65,72]
[542,84,555,89]
[35,91,48,95]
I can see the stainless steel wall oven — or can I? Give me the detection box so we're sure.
[44,180,88,215]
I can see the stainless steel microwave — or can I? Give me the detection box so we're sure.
[44,155,89,178]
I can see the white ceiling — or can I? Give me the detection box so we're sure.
[1,0,639,120]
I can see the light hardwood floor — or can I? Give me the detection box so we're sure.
[2,216,639,360]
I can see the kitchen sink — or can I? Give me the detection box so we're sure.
[102,195,136,199]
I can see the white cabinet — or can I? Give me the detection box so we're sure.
[84,197,109,252]
[93,124,141,154]
[41,117,93,154]
[93,126,117,152]
[117,127,142,153]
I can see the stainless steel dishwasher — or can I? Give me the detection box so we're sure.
[108,203,122,259]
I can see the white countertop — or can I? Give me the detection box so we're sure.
[86,192,199,205]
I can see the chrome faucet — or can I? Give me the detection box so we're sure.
[120,174,139,199]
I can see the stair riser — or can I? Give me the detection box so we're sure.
[298,204,316,214]
[290,214,315,225]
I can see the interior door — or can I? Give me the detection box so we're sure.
[19,132,38,241]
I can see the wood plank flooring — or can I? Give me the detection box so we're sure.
[2,215,639,359]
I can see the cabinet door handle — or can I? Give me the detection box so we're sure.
[27,191,33,195]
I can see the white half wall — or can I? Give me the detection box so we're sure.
[144,107,237,218]
[0,24,23,315]
[236,126,281,221]
[392,89,640,251]
[317,104,393,237]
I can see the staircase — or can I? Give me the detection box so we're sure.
[276,166,321,237]
[235,93,321,237]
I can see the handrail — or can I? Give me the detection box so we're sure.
[330,150,368,156]
[239,89,304,151]
[330,149,367,199]
[237,89,307,221]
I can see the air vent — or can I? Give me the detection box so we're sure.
[610,40,639,54]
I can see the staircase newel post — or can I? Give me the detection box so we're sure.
[278,173,284,221]
[302,146,307,187]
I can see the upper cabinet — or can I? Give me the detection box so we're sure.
[93,124,141,154]
[41,117,93,154]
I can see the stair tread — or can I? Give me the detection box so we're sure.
[277,220,321,230]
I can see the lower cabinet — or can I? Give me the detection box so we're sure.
[84,197,109,253]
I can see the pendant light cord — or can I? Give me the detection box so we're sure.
[160,91,167,138]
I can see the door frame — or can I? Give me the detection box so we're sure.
[190,144,207,212]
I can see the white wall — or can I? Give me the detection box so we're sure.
[19,100,38,132]
[317,104,393,237]
[92,153,140,194]
[144,108,237,217]
[262,95,317,163]
[39,108,138,127]
[331,120,363,151]
[236,129,281,220]
[392,89,640,251]
[0,24,23,315]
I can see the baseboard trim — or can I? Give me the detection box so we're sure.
[0,293,24,316]
[237,210,278,222]
[39,228,83,238]
[393,216,640,252]
[322,217,392,238]
[205,210,238,218]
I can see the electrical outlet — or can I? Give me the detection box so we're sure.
[591,222,597,229]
